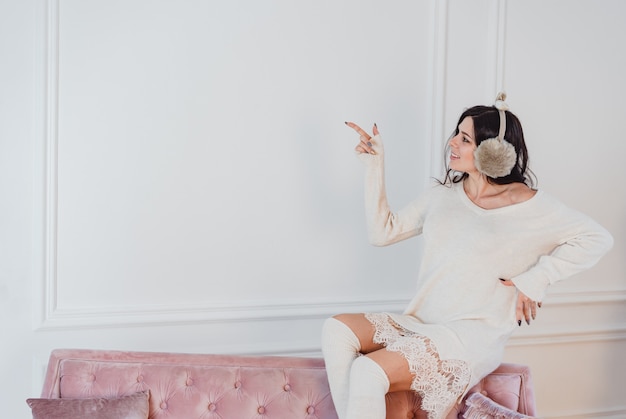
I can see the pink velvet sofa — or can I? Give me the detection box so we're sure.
[30,348,537,418]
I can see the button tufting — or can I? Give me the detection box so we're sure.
[307,406,315,414]
[257,406,266,414]
[208,403,216,411]
[136,375,144,383]
[234,381,242,389]
[160,401,168,410]
[88,374,96,382]
[186,378,194,386]
[283,384,291,392]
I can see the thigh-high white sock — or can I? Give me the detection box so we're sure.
[346,356,390,419]
[321,317,361,419]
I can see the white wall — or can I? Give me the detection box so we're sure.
[1,1,624,418]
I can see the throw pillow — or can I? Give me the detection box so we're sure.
[26,390,149,419]
[463,392,535,419]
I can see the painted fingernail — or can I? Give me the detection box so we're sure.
[499,278,505,281]
[367,142,373,147]
[518,320,522,327]
[526,319,530,325]
[344,121,348,125]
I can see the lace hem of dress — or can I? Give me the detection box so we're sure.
[365,313,471,419]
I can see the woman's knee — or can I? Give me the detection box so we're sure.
[349,356,390,392]
[366,349,414,393]
[321,316,361,352]
[329,314,379,350]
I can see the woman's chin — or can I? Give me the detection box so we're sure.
[449,161,462,171]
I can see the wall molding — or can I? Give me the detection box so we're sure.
[425,0,448,181]
[507,324,626,347]
[36,282,626,339]
[508,289,626,346]
[34,0,60,331]
[488,0,508,94]
[426,0,509,179]
[36,296,409,330]
[31,0,437,332]
[32,0,407,332]
[545,288,626,306]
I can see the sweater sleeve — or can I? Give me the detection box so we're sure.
[510,202,614,302]
[358,134,426,246]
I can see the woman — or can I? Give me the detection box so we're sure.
[321,94,613,419]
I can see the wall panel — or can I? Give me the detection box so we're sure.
[36,0,432,329]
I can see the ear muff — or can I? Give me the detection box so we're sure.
[474,92,517,178]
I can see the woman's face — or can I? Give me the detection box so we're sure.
[449,116,477,174]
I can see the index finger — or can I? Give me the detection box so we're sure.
[345,121,371,139]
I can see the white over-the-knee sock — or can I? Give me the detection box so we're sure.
[346,356,390,419]
[321,317,361,419]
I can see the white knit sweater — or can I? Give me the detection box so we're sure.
[360,134,613,387]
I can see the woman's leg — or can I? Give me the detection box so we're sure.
[347,348,458,419]
[364,314,470,419]
[321,313,383,418]
[345,347,414,419]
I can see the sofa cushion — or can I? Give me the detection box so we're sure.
[26,390,149,419]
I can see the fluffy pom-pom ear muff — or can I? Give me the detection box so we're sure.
[474,137,517,178]
[474,92,517,178]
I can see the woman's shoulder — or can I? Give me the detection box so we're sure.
[508,182,538,205]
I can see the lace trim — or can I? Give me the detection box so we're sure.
[365,313,471,419]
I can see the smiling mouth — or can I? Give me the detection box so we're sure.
[450,152,460,159]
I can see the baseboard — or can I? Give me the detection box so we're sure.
[542,406,626,419]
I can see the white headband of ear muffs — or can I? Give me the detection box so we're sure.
[473,92,517,178]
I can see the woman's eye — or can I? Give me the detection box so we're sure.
[462,137,470,143]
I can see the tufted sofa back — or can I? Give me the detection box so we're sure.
[39,348,535,418]
[41,349,337,419]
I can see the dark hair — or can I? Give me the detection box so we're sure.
[440,105,536,187]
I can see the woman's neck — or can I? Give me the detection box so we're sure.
[463,173,504,201]
[462,172,535,210]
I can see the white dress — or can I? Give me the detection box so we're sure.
[360,135,613,418]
